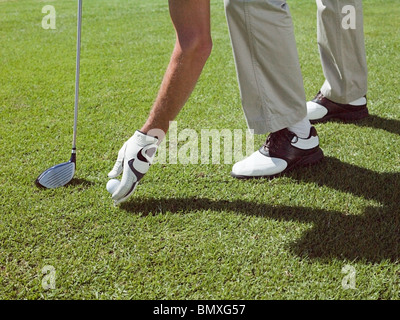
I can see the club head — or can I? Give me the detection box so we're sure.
[35,154,76,189]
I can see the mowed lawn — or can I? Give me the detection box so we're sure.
[1,0,399,299]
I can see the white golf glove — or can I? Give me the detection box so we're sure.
[107,131,158,205]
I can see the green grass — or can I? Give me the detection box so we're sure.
[1,0,400,300]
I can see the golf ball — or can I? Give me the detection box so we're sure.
[106,179,120,194]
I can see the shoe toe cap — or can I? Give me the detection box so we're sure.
[307,101,328,120]
[232,151,288,177]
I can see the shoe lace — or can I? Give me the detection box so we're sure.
[262,129,296,154]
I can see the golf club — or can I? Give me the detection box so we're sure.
[35,0,82,189]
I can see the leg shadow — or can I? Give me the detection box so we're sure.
[121,158,400,264]
[287,156,400,262]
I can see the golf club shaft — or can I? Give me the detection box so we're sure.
[72,0,82,152]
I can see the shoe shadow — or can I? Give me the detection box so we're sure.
[121,157,400,263]
[329,114,400,136]
[287,156,399,208]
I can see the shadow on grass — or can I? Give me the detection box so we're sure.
[67,178,95,188]
[286,156,400,263]
[121,157,400,263]
[330,114,400,136]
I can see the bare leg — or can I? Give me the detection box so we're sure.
[141,0,212,135]
[108,0,212,205]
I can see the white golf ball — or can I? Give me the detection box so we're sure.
[106,179,120,194]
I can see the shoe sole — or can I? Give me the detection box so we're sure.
[310,107,369,124]
[231,147,324,180]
